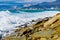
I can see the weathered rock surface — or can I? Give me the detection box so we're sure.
[2,13,60,40]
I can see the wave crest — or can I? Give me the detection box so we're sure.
[0,10,60,36]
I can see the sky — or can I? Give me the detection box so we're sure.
[0,0,56,3]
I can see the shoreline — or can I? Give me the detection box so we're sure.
[0,11,60,40]
[2,13,60,40]
[2,17,52,40]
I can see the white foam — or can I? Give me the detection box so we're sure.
[0,10,60,36]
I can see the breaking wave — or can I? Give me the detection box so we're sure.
[0,10,60,36]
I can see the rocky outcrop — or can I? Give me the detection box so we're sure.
[2,13,60,40]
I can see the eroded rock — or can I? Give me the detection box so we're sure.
[2,13,60,40]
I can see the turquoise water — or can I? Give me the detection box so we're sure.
[8,9,45,13]
[0,8,60,13]
[8,9,60,13]
[21,10,43,12]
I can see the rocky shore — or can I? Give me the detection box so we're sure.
[2,13,60,40]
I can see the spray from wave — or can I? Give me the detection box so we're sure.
[0,10,60,37]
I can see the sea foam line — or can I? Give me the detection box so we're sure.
[0,10,60,36]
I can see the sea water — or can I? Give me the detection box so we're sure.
[0,10,60,37]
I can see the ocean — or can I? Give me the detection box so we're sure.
[0,10,60,37]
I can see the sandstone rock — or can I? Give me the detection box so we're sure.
[2,13,60,40]
[40,38,46,40]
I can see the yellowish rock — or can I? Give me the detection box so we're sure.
[57,37,60,40]
[2,13,60,40]
[44,13,60,28]
[40,38,46,40]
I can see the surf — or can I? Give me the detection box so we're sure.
[0,10,59,37]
